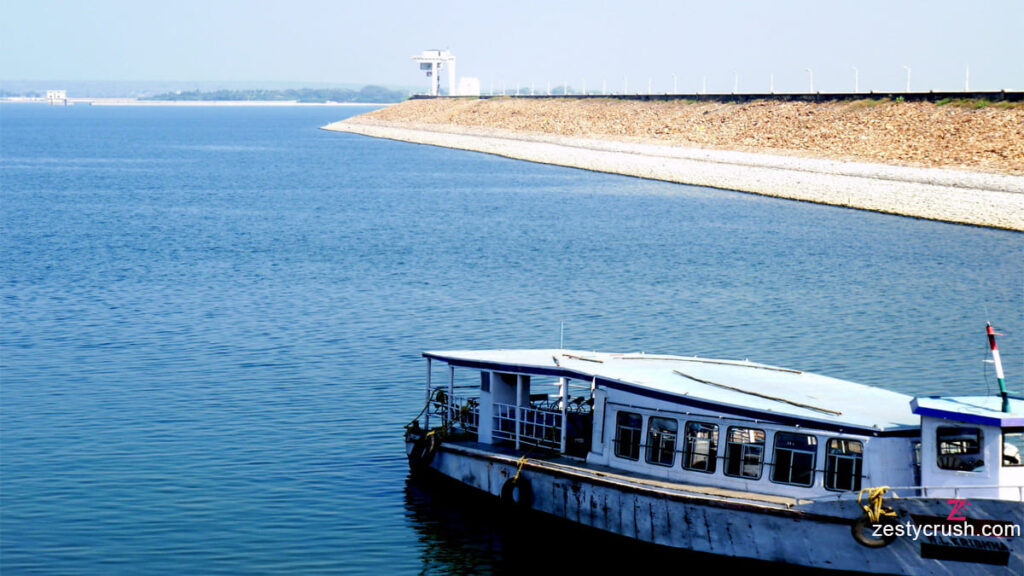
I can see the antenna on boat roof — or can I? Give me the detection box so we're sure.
[560,321,565,350]
[986,322,1010,413]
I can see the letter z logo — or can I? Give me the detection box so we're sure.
[947,499,970,521]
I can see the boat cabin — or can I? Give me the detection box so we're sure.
[421,349,1024,502]
[912,396,1024,500]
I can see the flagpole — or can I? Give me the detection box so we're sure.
[987,322,1010,412]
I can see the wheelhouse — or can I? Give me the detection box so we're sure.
[913,396,1024,500]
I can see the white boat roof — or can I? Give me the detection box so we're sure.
[912,396,1024,427]
[425,349,922,436]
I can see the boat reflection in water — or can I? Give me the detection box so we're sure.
[403,474,830,575]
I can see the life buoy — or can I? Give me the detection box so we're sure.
[408,432,439,473]
[851,487,899,548]
[500,475,532,508]
[851,514,897,548]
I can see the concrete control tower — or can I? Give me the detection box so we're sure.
[412,49,456,96]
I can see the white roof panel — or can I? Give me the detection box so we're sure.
[425,349,921,434]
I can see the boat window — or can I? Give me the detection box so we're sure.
[772,433,817,487]
[614,411,642,461]
[724,427,765,479]
[824,438,862,491]
[1004,428,1024,467]
[936,426,984,471]
[682,421,719,473]
[645,417,678,467]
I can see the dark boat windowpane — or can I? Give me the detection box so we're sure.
[683,422,719,473]
[645,417,678,466]
[615,411,642,461]
[1002,429,1024,467]
[724,427,765,479]
[825,438,863,491]
[771,432,817,487]
[937,427,984,471]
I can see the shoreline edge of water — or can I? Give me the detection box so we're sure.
[322,118,1024,232]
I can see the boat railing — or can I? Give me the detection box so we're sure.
[492,402,562,450]
[531,395,593,415]
[804,484,1024,502]
[430,392,479,434]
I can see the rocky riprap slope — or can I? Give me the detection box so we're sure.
[360,97,1024,175]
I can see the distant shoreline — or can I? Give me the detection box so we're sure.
[0,98,394,107]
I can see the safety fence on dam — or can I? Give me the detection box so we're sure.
[412,90,1023,103]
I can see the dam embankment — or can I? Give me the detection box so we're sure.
[322,97,1024,231]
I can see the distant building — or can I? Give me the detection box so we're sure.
[46,90,67,105]
[457,77,481,97]
[412,49,456,96]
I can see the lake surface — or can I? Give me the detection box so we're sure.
[1,103,1021,574]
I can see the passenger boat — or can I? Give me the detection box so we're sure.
[404,325,1023,574]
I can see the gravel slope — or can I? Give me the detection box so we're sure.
[361,98,1024,175]
[322,99,1024,231]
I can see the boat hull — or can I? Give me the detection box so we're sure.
[409,439,1024,575]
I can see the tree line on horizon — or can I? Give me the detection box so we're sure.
[141,85,409,103]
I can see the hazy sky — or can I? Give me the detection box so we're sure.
[3,0,1022,93]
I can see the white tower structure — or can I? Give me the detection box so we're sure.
[412,49,456,96]
[46,90,67,105]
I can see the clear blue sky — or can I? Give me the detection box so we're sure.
[2,0,1022,93]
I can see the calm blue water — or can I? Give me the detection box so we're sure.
[1,103,1021,574]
